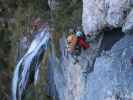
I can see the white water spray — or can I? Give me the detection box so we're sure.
[12,27,50,100]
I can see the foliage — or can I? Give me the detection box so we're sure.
[0,0,50,99]
[0,0,82,99]
[52,0,82,32]
[51,0,82,58]
[0,27,12,100]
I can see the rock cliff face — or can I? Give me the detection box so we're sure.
[48,31,133,100]
[82,0,133,35]
[122,9,133,33]
[46,1,133,100]
[85,35,133,100]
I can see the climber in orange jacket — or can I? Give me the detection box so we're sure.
[67,31,90,51]
[66,31,90,64]
[66,34,80,64]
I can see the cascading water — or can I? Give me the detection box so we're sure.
[12,26,51,100]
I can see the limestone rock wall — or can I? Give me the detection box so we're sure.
[48,32,133,100]
[82,0,133,35]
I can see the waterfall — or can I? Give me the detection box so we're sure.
[12,27,51,100]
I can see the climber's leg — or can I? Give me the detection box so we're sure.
[71,53,79,64]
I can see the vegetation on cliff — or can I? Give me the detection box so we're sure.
[0,0,82,99]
